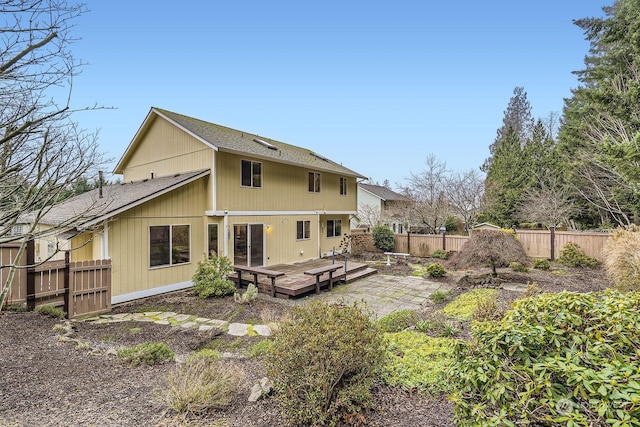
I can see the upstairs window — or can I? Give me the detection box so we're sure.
[241,160,262,188]
[297,220,311,240]
[308,172,321,193]
[326,219,342,238]
[339,177,347,195]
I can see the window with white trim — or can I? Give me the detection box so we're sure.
[149,225,190,268]
[296,220,311,240]
[241,160,262,188]
[339,177,347,195]
[308,171,321,193]
[326,219,342,238]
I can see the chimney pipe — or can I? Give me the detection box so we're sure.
[98,171,103,198]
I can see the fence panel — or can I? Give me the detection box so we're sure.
[0,243,27,304]
[30,260,68,309]
[554,231,610,261]
[70,259,111,319]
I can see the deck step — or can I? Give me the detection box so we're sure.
[344,267,377,283]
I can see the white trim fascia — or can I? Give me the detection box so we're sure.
[205,210,356,216]
[79,170,211,229]
[111,280,192,305]
[153,109,219,152]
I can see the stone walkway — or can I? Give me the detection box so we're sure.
[79,311,272,337]
[292,273,456,318]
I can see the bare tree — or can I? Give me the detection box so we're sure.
[401,154,450,233]
[446,169,484,233]
[0,1,106,308]
[517,174,577,229]
[356,203,382,228]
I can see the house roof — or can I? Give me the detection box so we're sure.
[35,169,210,230]
[359,183,411,202]
[114,107,366,179]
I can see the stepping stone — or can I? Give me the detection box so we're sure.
[198,324,217,332]
[228,323,248,336]
[253,325,272,336]
[154,320,170,325]
[172,314,192,322]
[194,317,211,323]
[143,311,162,317]
[207,319,228,328]
[111,313,132,320]
[157,312,177,319]
[180,321,198,329]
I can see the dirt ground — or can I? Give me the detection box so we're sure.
[0,255,613,427]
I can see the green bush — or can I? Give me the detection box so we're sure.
[442,289,499,321]
[558,242,599,267]
[430,249,448,259]
[371,225,395,252]
[234,283,258,305]
[426,262,446,277]
[532,258,550,270]
[603,226,640,291]
[192,255,236,299]
[449,290,640,426]
[416,312,460,338]
[160,354,245,414]
[508,261,529,272]
[265,301,386,426]
[117,342,174,366]
[34,305,66,319]
[429,290,450,304]
[380,331,457,394]
[376,309,419,332]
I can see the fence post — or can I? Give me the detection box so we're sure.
[407,232,410,254]
[550,227,556,261]
[442,231,446,251]
[26,240,35,311]
[63,251,71,317]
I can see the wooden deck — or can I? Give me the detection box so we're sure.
[231,259,377,299]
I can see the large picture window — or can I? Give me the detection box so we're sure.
[326,219,342,238]
[241,160,262,188]
[149,225,190,268]
[297,220,311,240]
[308,171,321,193]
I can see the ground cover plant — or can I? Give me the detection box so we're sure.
[117,342,174,366]
[441,288,499,321]
[449,290,640,427]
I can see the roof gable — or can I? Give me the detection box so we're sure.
[115,107,366,178]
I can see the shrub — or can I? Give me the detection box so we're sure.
[192,255,236,299]
[380,331,457,394]
[376,309,419,332]
[472,296,503,322]
[508,261,528,272]
[426,262,446,277]
[265,301,386,426]
[532,258,550,270]
[117,342,174,366]
[430,249,448,259]
[603,225,640,291]
[523,282,543,298]
[441,289,499,321]
[449,230,528,276]
[429,290,450,304]
[558,242,598,267]
[371,225,395,252]
[449,290,640,426]
[234,283,258,305]
[160,354,245,414]
[416,312,460,338]
[34,305,66,319]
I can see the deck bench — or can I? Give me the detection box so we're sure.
[304,264,342,294]
[233,265,285,297]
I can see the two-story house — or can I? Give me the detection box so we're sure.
[352,183,413,233]
[42,107,365,304]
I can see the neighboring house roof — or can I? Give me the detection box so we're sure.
[471,222,501,230]
[114,107,366,179]
[359,183,411,202]
[34,169,210,230]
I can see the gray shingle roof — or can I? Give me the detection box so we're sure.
[118,107,365,178]
[37,170,210,228]
[359,183,411,202]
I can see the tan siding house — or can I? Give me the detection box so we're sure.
[44,107,365,304]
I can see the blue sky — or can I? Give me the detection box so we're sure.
[69,1,608,188]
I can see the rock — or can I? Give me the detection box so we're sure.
[248,377,273,402]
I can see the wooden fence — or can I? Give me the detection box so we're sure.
[0,241,111,319]
[388,229,612,261]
